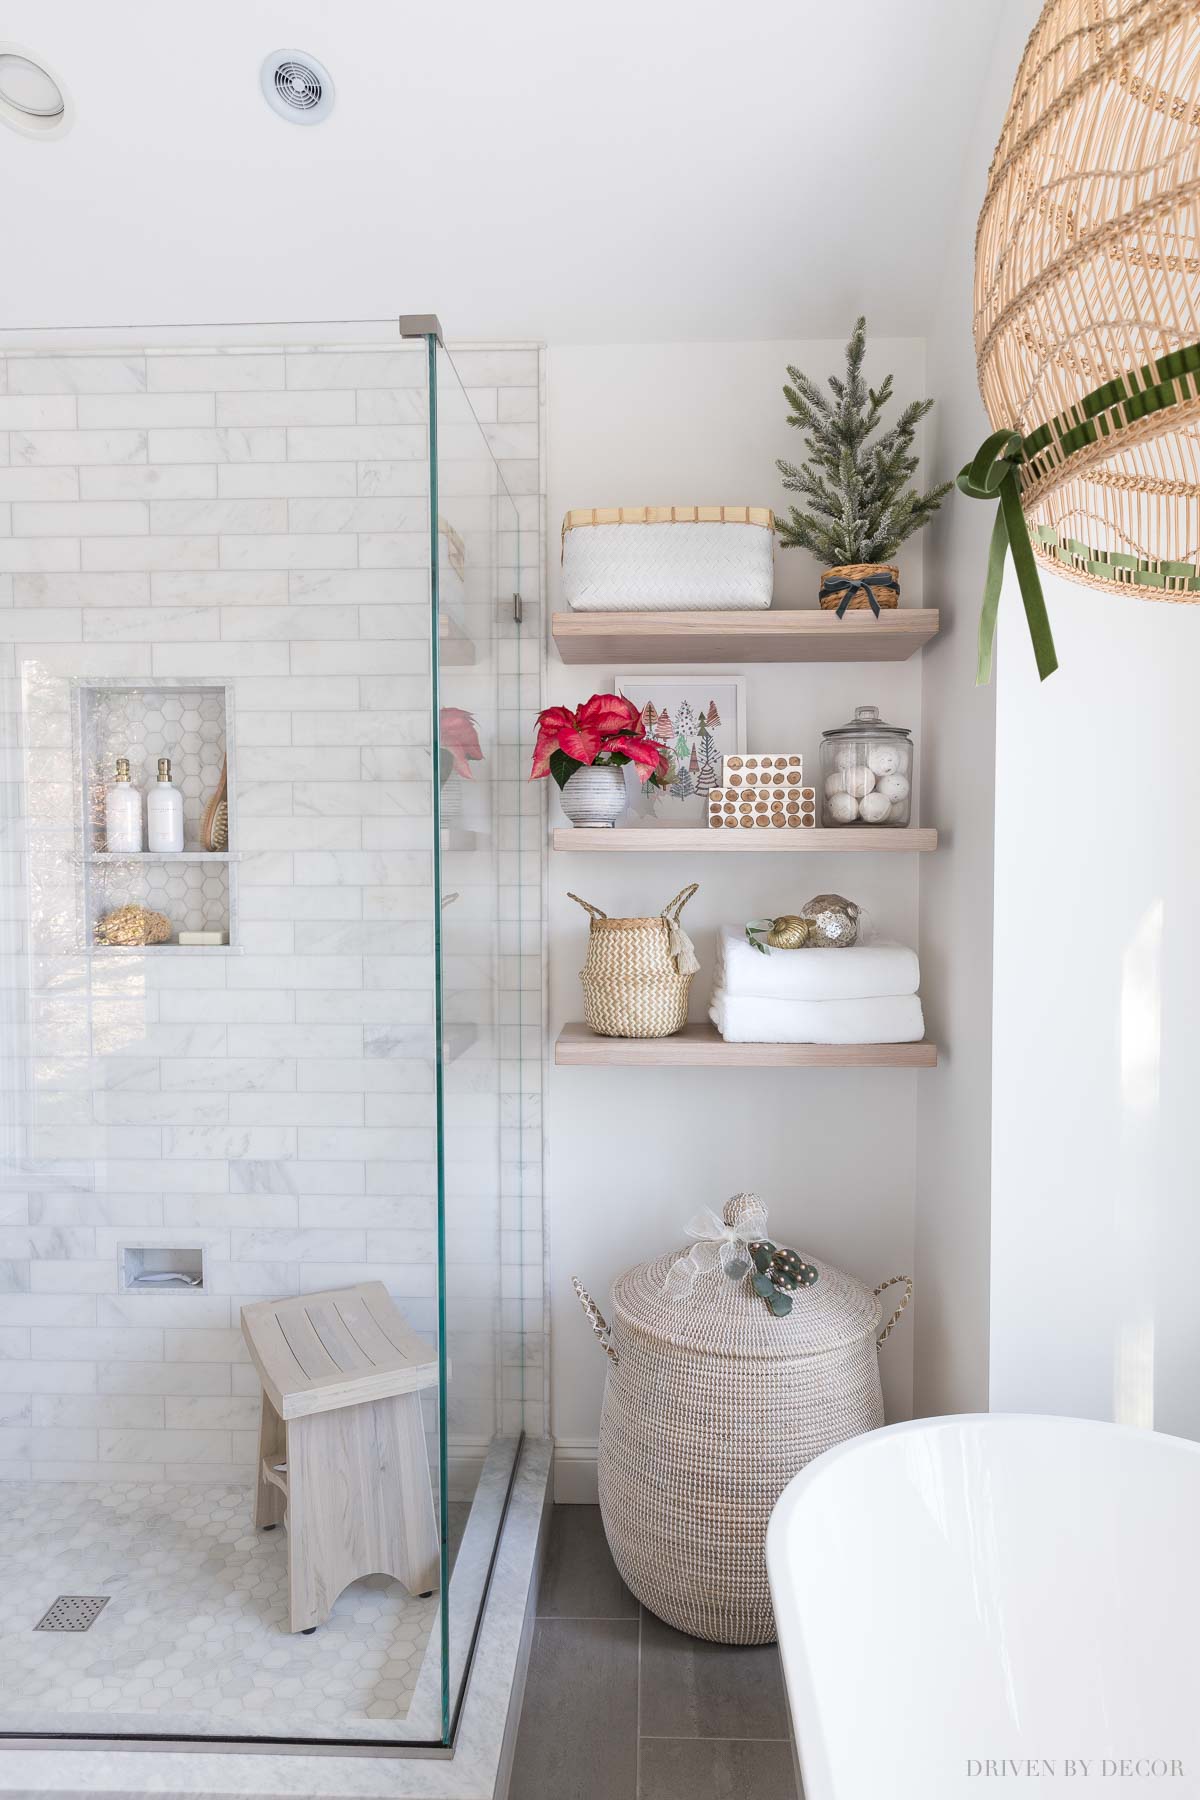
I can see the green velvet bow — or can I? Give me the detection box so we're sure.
[957,430,1058,685]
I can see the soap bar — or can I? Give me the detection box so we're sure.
[177,930,227,947]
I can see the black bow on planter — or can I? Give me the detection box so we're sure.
[818,570,899,618]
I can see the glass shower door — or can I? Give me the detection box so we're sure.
[429,337,535,1738]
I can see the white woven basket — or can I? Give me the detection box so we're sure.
[562,506,774,611]
[573,1192,911,1644]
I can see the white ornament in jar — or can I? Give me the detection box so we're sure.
[824,771,848,797]
[858,791,892,823]
[867,743,902,777]
[843,765,876,800]
[877,771,910,804]
[826,790,859,824]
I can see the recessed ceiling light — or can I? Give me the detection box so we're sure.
[260,49,334,126]
[0,44,70,138]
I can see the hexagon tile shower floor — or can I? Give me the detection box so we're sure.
[0,1480,442,1741]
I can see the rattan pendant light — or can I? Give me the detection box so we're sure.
[961,0,1200,682]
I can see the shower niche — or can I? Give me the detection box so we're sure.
[77,678,237,951]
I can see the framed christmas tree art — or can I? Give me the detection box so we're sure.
[611,672,746,826]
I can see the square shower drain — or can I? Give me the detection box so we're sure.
[35,1595,110,1632]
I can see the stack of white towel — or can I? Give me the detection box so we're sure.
[709,925,925,1044]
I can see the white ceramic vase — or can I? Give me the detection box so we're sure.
[560,763,627,828]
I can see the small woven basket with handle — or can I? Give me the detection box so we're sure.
[569,884,700,1039]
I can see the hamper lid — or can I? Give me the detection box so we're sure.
[610,1192,882,1363]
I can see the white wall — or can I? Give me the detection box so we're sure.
[990,570,1200,1441]
[911,0,1042,1419]
[544,339,929,1498]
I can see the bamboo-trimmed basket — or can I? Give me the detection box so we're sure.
[569,884,700,1039]
[573,1192,911,1644]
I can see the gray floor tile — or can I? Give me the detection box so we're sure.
[509,1617,639,1800]
[638,1737,799,1800]
[538,1505,637,1619]
[638,1609,792,1741]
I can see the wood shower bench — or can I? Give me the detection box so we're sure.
[241,1282,441,1634]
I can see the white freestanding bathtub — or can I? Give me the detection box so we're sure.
[767,1414,1200,1799]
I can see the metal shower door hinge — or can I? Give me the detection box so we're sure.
[513,592,523,625]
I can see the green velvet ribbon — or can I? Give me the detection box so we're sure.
[957,430,1058,686]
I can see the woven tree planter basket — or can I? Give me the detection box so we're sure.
[975,0,1200,602]
[818,562,900,615]
[569,884,700,1039]
[573,1193,911,1645]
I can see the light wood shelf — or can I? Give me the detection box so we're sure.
[551,608,939,664]
[551,827,937,854]
[555,1021,937,1068]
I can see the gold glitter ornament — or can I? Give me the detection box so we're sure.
[745,914,815,953]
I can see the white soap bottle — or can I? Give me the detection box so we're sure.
[146,756,184,853]
[104,757,143,854]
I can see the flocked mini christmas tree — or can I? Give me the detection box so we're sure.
[776,316,952,569]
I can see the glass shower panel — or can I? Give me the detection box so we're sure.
[0,331,458,1753]
[430,341,533,1738]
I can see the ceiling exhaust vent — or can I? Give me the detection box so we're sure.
[260,50,334,125]
[0,44,70,138]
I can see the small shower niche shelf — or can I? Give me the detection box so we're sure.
[76,678,238,954]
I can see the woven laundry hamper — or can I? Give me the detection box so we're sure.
[569,884,700,1039]
[562,506,774,610]
[573,1192,911,1644]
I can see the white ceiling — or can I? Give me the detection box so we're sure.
[1,1,1006,343]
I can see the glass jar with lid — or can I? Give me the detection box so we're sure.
[820,704,913,827]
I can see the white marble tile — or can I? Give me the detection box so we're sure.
[0,397,77,431]
[6,355,146,394]
[78,393,215,428]
[151,568,288,604]
[286,425,426,461]
[149,497,288,534]
[148,353,285,392]
[81,465,218,500]
[216,390,356,426]
[148,428,286,464]
[81,534,218,572]
[14,570,150,606]
[0,538,81,572]
[285,350,426,390]
[218,534,357,570]
[0,467,80,502]
[13,430,147,466]
[218,460,357,498]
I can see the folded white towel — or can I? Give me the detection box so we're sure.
[715,925,920,1001]
[709,988,925,1044]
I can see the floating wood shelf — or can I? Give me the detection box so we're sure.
[551,827,937,854]
[555,1022,937,1068]
[551,608,939,664]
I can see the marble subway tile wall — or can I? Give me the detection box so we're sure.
[0,342,545,1483]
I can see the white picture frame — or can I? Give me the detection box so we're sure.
[611,671,747,827]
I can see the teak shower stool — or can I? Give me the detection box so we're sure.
[241,1282,441,1634]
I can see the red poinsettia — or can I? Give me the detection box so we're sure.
[439,707,484,780]
[530,693,666,788]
